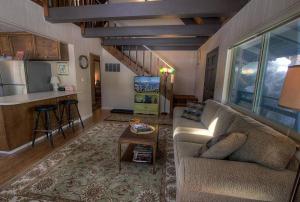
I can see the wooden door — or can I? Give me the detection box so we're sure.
[203,48,219,101]
[90,53,101,111]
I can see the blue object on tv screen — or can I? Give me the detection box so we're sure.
[134,76,160,93]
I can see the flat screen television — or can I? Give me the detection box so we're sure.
[134,76,160,93]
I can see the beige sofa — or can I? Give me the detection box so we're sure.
[173,100,298,202]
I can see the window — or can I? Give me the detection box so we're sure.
[229,37,263,110]
[229,17,300,133]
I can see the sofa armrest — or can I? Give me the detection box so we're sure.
[177,157,295,202]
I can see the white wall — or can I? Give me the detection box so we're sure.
[101,48,171,113]
[101,48,136,110]
[48,45,77,88]
[195,0,300,102]
[155,50,198,95]
[0,0,102,118]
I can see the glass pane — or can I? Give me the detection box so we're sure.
[229,37,263,110]
[258,19,300,132]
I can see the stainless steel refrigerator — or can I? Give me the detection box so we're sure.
[0,60,52,97]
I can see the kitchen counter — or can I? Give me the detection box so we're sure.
[0,92,78,152]
[0,91,77,105]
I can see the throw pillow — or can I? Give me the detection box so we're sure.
[201,133,247,159]
[197,133,232,156]
[181,107,202,122]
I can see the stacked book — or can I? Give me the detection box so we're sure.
[131,123,154,133]
[133,145,153,163]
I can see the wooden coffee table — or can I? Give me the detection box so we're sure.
[118,124,159,174]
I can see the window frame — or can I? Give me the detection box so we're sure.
[227,16,300,136]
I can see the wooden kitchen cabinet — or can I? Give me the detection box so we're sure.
[10,34,35,59]
[59,42,69,61]
[34,35,60,60]
[0,32,69,61]
[0,36,13,56]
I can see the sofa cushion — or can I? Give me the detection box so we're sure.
[208,107,237,137]
[201,133,247,160]
[173,107,187,119]
[173,115,205,130]
[173,126,212,144]
[201,100,222,128]
[175,142,203,167]
[227,116,297,170]
[177,157,296,202]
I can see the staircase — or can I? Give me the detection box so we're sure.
[102,46,151,76]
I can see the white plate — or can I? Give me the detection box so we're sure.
[130,125,156,134]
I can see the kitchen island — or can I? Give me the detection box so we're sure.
[0,91,77,152]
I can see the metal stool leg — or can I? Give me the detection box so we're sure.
[45,111,54,147]
[60,104,65,126]
[32,111,40,147]
[68,104,72,128]
[75,103,84,128]
[53,109,65,139]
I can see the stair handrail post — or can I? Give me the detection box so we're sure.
[135,45,138,70]
[129,46,131,65]
[121,45,124,60]
[142,49,145,76]
[150,52,152,75]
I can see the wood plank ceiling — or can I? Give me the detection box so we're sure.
[32,0,250,50]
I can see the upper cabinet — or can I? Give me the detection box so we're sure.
[59,42,69,61]
[10,34,35,58]
[0,33,69,61]
[0,36,13,56]
[34,35,60,60]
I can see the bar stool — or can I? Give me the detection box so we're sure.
[59,99,84,131]
[32,104,65,147]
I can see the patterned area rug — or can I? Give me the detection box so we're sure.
[105,114,172,126]
[0,122,176,202]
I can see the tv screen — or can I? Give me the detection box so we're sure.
[134,76,160,93]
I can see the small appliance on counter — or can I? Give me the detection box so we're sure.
[58,86,65,91]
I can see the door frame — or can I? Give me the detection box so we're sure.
[89,53,101,111]
[203,47,219,101]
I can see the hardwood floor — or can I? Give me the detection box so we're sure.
[0,109,111,186]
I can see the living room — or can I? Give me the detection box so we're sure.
[0,0,300,201]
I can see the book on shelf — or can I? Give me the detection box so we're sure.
[132,145,153,163]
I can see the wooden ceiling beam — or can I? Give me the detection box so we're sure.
[45,0,249,23]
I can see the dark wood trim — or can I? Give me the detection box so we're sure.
[102,37,207,46]
[83,24,220,37]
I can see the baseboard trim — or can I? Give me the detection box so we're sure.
[0,113,93,155]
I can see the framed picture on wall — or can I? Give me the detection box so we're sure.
[57,62,69,75]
